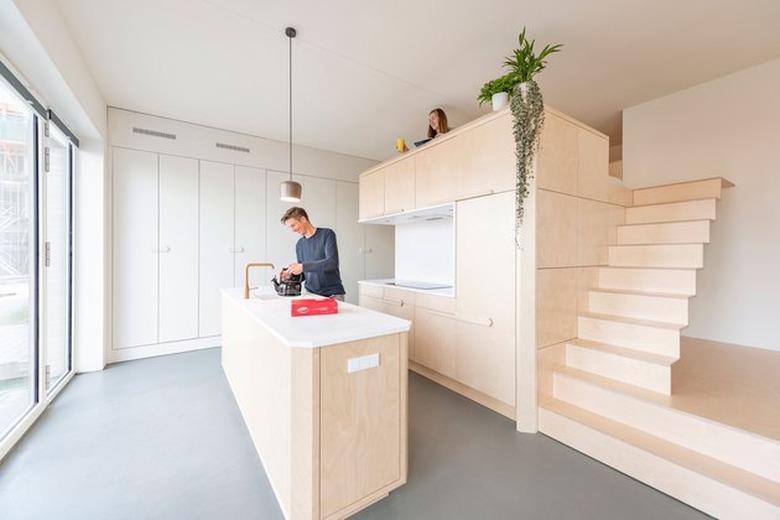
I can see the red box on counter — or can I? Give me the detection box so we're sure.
[291,298,339,317]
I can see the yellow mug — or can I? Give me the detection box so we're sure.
[396,138,405,153]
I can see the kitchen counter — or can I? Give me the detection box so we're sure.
[221,287,410,520]
[223,286,410,347]
[359,279,455,298]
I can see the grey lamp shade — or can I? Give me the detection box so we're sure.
[280,179,302,202]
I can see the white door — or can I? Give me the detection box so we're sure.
[158,155,199,343]
[235,166,268,288]
[336,181,363,303]
[199,161,235,337]
[112,148,158,349]
[364,225,395,281]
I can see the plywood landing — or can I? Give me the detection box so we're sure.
[672,336,780,442]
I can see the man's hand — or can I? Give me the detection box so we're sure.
[286,262,304,276]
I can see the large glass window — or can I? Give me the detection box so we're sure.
[0,63,75,450]
[0,77,36,438]
[44,122,73,393]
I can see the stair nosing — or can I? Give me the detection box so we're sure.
[589,287,692,300]
[617,219,712,229]
[566,338,676,365]
[627,197,719,209]
[579,312,685,330]
[540,399,780,505]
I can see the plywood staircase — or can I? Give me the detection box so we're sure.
[538,178,780,519]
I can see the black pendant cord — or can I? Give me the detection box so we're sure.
[286,27,296,183]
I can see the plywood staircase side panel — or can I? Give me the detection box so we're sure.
[577,314,681,357]
[608,244,704,269]
[617,220,711,245]
[552,369,780,483]
[632,178,733,206]
[539,401,780,520]
[625,199,716,225]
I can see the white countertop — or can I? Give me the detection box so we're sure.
[359,279,455,298]
[222,287,411,349]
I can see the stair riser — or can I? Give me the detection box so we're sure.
[625,199,716,225]
[553,373,780,483]
[617,221,710,245]
[566,344,671,394]
[539,407,780,520]
[598,268,697,296]
[609,244,704,269]
[589,292,689,325]
[578,316,680,357]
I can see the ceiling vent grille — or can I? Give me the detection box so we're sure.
[216,142,250,153]
[132,127,176,140]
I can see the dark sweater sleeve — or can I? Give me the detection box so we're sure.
[300,229,339,273]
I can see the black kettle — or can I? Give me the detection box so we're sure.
[272,269,302,297]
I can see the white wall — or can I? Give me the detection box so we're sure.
[623,58,780,352]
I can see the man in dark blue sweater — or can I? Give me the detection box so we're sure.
[280,207,346,300]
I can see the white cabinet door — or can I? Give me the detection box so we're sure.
[235,166,267,288]
[364,225,394,280]
[112,148,158,349]
[158,155,199,343]
[336,181,363,303]
[199,161,235,337]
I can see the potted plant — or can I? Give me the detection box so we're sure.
[503,28,562,243]
[477,73,518,111]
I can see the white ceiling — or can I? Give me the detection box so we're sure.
[54,0,780,162]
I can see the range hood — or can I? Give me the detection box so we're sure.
[361,203,454,226]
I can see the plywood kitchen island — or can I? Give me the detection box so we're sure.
[221,288,410,520]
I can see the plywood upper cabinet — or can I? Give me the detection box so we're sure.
[457,113,515,199]
[359,169,384,220]
[384,157,415,215]
[414,137,459,209]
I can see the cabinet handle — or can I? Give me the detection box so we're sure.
[456,313,493,327]
[229,247,245,253]
[380,297,404,307]
[153,246,171,253]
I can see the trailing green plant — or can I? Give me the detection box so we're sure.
[511,80,545,245]
[477,74,518,107]
[504,27,561,245]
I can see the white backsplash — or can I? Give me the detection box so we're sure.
[394,219,455,284]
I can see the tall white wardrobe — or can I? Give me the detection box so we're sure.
[109,108,393,362]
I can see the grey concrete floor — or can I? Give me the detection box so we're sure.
[0,348,710,520]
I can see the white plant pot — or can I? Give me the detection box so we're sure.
[491,91,509,111]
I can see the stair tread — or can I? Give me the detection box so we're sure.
[580,312,685,330]
[568,339,677,365]
[540,398,780,505]
[628,197,719,209]
[609,243,704,250]
[554,366,780,445]
[590,287,692,300]
[617,219,712,229]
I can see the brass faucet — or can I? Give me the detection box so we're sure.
[244,262,275,298]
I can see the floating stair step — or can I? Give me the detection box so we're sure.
[598,267,697,296]
[625,199,717,225]
[588,289,689,326]
[617,220,711,245]
[566,339,675,394]
[578,313,682,357]
[539,399,780,519]
[632,177,734,206]
[551,367,780,484]
[609,243,704,269]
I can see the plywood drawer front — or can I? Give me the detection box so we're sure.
[414,292,456,313]
[359,283,384,299]
[383,287,415,307]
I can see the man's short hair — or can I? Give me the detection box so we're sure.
[281,206,309,224]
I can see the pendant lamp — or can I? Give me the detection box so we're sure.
[280,26,302,202]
